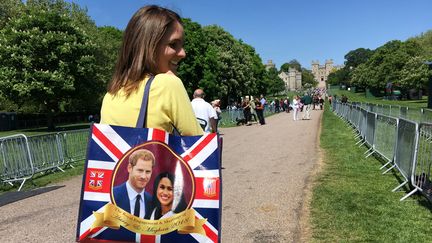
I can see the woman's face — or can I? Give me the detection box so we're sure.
[156,21,186,75]
[157,177,173,207]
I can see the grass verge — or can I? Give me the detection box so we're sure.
[311,105,432,242]
[329,89,428,109]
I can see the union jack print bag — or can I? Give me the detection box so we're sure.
[76,124,222,242]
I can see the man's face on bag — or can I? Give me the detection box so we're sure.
[128,158,153,192]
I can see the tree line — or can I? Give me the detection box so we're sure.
[327,30,432,97]
[0,0,317,120]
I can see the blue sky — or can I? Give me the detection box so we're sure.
[66,0,432,70]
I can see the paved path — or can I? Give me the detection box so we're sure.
[220,110,322,243]
[0,110,323,243]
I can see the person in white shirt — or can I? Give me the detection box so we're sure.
[191,89,218,133]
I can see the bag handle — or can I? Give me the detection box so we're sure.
[136,76,155,128]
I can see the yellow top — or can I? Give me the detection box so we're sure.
[100,73,203,136]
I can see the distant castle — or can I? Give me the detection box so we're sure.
[279,68,302,91]
[264,60,276,70]
[311,59,343,82]
[264,60,302,91]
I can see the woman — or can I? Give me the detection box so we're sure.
[254,97,265,125]
[150,172,187,220]
[100,5,203,136]
[242,96,252,126]
[292,95,300,121]
[211,99,222,132]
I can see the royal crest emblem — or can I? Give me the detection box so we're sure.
[88,170,104,190]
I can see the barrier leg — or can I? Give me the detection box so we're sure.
[18,178,27,191]
[383,164,396,174]
[364,147,373,155]
[365,150,375,158]
[380,161,392,170]
[392,180,407,192]
[400,188,419,201]
[56,166,65,172]
[354,133,362,140]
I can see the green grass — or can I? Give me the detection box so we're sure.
[311,105,432,242]
[330,89,428,109]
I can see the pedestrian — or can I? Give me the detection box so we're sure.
[302,93,312,120]
[191,89,218,133]
[249,96,257,122]
[211,99,222,132]
[242,96,252,126]
[328,95,333,111]
[260,94,267,110]
[274,98,280,113]
[254,97,265,125]
[100,5,203,136]
[319,96,324,110]
[292,95,300,121]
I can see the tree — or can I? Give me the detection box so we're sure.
[409,30,432,60]
[178,18,207,97]
[280,59,302,72]
[344,48,373,69]
[93,26,123,90]
[0,0,23,28]
[265,67,285,95]
[399,56,431,90]
[327,68,350,86]
[301,68,317,87]
[0,0,100,129]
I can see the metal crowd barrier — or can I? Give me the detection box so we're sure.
[0,134,33,191]
[1,129,90,191]
[27,133,65,174]
[58,129,90,165]
[219,106,276,126]
[333,100,431,202]
[393,119,418,200]
[355,102,432,123]
[373,114,398,168]
[413,123,432,201]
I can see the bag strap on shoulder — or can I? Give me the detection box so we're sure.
[136,76,155,128]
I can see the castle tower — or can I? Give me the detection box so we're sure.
[265,60,276,71]
[311,60,320,82]
[325,59,334,78]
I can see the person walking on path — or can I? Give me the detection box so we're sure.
[302,93,312,120]
[191,88,218,133]
[254,97,265,125]
[211,99,222,132]
[292,95,301,121]
[249,96,257,123]
[260,94,267,110]
[242,96,252,126]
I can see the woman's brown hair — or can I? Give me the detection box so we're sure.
[108,5,182,96]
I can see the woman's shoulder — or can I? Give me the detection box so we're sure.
[154,73,182,86]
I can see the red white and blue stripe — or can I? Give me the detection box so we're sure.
[76,124,221,242]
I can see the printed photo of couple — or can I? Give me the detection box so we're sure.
[110,142,194,220]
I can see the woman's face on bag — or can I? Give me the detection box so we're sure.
[156,21,186,75]
[157,177,174,207]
